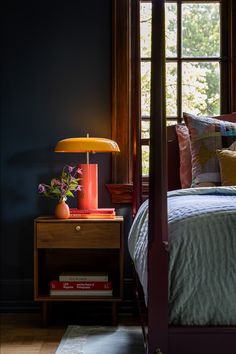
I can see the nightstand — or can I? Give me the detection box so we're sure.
[34,216,124,326]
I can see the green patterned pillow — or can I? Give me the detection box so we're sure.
[184,113,236,187]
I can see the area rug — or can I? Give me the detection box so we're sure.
[56,325,145,354]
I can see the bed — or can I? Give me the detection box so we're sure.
[129,186,236,326]
[130,124,236,354]
[129,2,236,353]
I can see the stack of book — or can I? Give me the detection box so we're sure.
[49,272,112,296]
[69,208,116,219]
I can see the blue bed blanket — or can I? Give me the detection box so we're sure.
[128,187,236,325]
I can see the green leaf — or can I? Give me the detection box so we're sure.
[66,191,74,197]
[51,189,61,194]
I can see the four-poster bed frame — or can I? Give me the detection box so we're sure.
[132,1,236,353]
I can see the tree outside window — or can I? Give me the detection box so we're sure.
[140,1,222,176]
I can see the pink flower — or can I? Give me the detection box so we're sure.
[51,178,60,186]
[38,184,46,193]
[67,165,75,173]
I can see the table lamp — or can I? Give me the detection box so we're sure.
[54,135,120,210]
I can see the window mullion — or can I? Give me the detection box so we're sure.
[168,57,221,62]
[220,0,230,113]
[177,0,182,122]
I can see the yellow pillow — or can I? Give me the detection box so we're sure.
[229,141,236,151]
[216,149,236,186]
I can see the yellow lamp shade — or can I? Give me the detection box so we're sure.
[54,137,120,153]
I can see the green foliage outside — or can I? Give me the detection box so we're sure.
[140,2,221,176]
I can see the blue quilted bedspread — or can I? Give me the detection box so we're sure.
[128,187,236,325]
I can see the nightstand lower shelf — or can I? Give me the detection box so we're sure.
[36,296,122,301]
[41,301,119,327]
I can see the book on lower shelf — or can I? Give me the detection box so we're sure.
[50,273,113,296]
[50,289,113,296]
[59,272,109,282]
[50,280,112,290]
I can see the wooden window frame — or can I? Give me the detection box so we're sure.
[107,0,134,204]
[107,0,236,204]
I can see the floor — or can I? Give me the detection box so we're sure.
[0,312,140,354]
[0,313,65,354]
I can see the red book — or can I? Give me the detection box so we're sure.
[69,213,115,219]
[69,208,115,215]
[50,281,112,291]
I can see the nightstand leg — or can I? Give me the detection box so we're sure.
[42,302,48,327]
[112,302,117,326]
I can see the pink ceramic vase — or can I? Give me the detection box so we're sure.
[55,200,70,219]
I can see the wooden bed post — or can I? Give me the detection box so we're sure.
[148,1,168,354]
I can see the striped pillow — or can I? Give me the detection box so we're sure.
[184,113,236,187]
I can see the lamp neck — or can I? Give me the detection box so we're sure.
[86,133,89,164]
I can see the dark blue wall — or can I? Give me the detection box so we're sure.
[0,0,132,311]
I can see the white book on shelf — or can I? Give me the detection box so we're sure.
[59,272,109,282]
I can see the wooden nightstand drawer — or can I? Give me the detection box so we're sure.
[36,222,120,249]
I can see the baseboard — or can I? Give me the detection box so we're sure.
[0,278,136,313]
[0,278,37,312]
[0,301,39,312]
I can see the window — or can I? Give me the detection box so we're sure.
[110,0,236,203]
[140,0,227,177]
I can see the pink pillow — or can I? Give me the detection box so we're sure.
[215,112,236,123]
[175,124,192,188]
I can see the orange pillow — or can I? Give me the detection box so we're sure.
[216,149,236,186]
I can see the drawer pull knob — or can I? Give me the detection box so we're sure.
[75,225,81,231]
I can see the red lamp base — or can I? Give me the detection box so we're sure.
[77,164,98,210]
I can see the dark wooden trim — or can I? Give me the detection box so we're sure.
[148,1,168,354]
[112,0,132,184]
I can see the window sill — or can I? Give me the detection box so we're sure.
[106,183,149,204]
